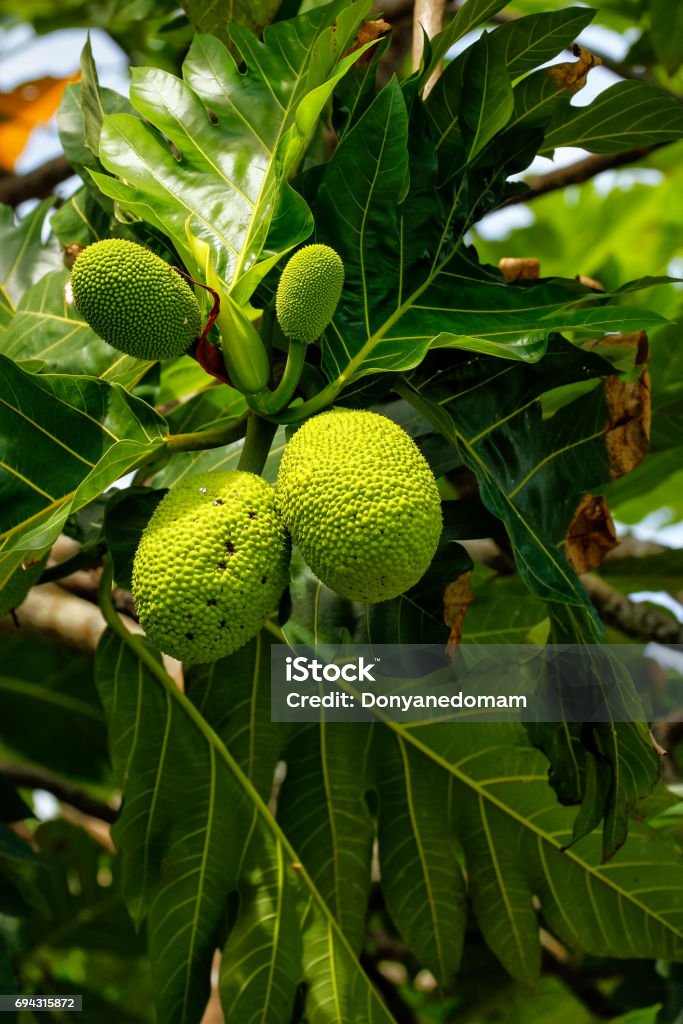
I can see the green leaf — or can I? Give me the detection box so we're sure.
[378,721,683,983]
[492,7,596,79]
[427,0,511,78]
[0,270,152,386]
[58,36,133,173]
[399,338,617,612]
[461,572,550,643]
[94,3,376,296]
[0,202,61,332]
[179,0,283,47]
[103,487,166,590]
[95,627,397,1024]
[313,77,664,396]
[460,33,514,159]
[0,633,108,784]
[0,357,167,575]
[649,0,683,74]
[372,728,467,984]
[51,186,112,248]
[24,820,147,957]
[277,723,375,949]
[542,80,683,154]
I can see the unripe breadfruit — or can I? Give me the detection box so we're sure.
[275,244,344,344]
[132,472,291,664]
[70,238,202,360]
[276,410,442,602]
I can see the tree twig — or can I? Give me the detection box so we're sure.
[499,144,665,207]
[0,761,119,824]
[0,156,74,207]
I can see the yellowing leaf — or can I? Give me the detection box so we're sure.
[547,45,601,94]
[0,74,79,170]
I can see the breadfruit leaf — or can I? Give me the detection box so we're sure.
[312,79,667,393]
[0,200,61,333]
[92,0,377,298]
[0,355,166,591]
[95,626,398,1024]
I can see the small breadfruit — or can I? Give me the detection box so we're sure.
[275,244,344,344]
[70,238,202,360]
[276,410,442,602]
[132,472,291,664]
[0,553,48,618]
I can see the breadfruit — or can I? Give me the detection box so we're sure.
[71,238,202,360]
[132,472,291,664]
[0,553,48,618]
[276,410,442,602]
[275,244,344,344]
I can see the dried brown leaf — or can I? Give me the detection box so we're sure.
[345,18,391,60]
[443,570,475,646]
[602,332,650,479]
[565,494,617,575]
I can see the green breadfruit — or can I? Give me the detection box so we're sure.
[132,472,291,664]
[276,410,442,603]
[0,553,48,618]
[70,238,202,361]
[275,244,344,344]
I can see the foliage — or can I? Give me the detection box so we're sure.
[1,0,683,1022]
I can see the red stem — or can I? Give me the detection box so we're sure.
[172,267,231,385]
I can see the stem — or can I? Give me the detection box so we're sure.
[267,379,339,424]
[165,412,249,453]
[237,412,278,474]
[247,341,308,416]
[0,762,118,824]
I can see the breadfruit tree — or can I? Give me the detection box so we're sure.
[1,0,683,1021]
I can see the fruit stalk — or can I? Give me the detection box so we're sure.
[237,412,278,475]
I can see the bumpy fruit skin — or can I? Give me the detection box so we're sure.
[275,244,344,344]
[276,410,442,603]
[70,238,202,360]
[0,553,48,618]
[132,472,291,664]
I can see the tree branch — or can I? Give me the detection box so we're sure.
[582,573,683,644]
[0,156,74,207]
[0,761,119,824]
[499,144,664,207]
[412,0,446,94]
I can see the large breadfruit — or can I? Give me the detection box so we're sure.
[276,410,442,602]
[132,472,291,664]
[70,238,202,360]
[275,244,344,344]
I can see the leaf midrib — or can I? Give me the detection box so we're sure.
[391,722,683,942]
[107,611,397,1024]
